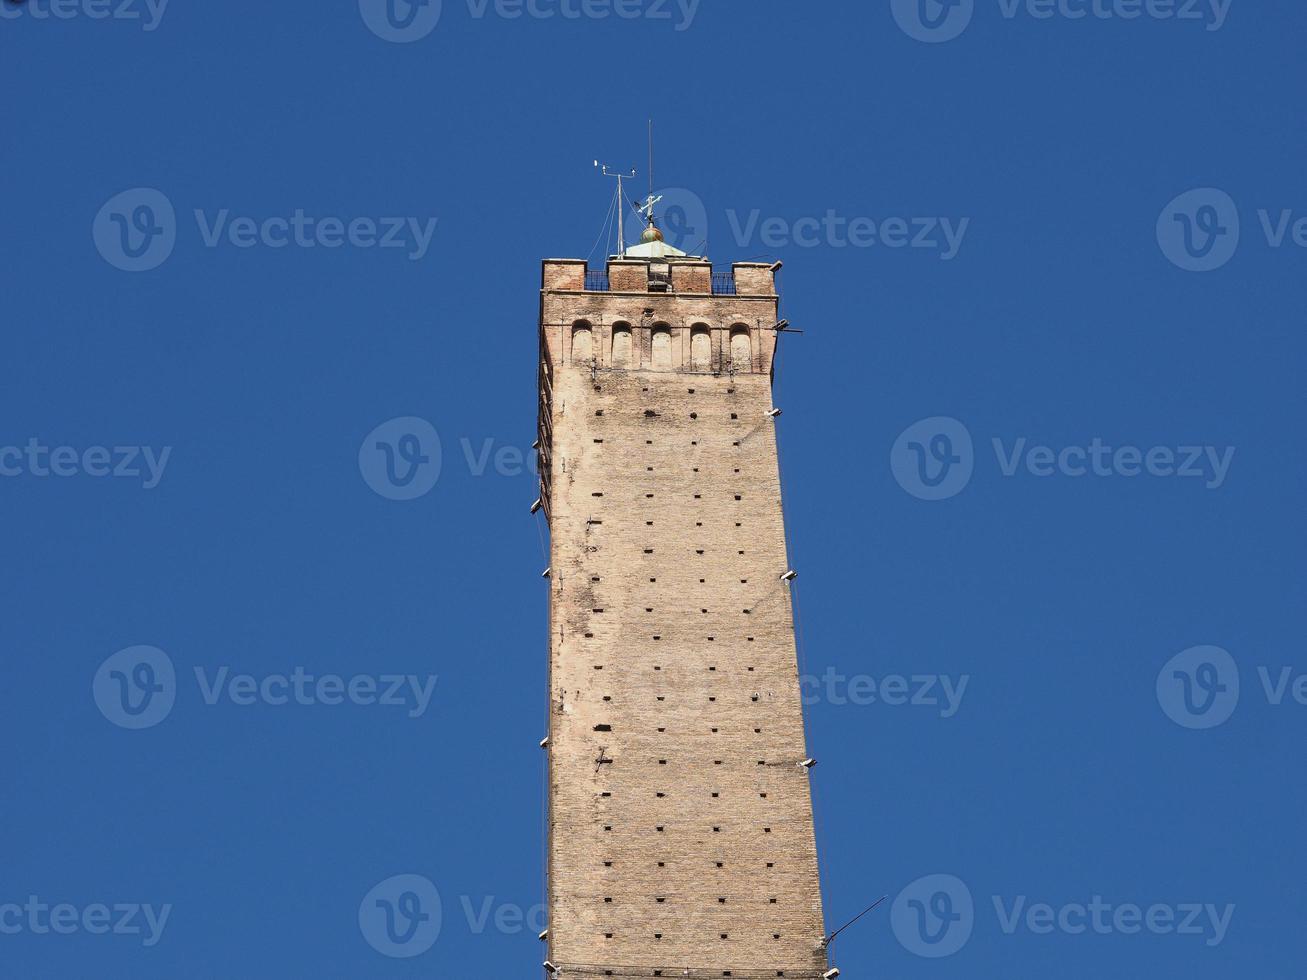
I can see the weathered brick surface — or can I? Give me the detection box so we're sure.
[732,263,779,297]
[670,260,712,294]
[606,260,649,293]
[544,259,587,292]
[538,261,828,978]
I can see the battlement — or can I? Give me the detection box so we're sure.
[542,258,780,297]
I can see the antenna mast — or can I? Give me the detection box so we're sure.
[640,119,662,230]
[632,120,663,233]
[596,161,636,258]
[597,123,663,256]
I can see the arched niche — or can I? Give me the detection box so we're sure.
[690,324,711,371]
[612,322,633,368]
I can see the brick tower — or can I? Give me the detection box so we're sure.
[536,221,832,979]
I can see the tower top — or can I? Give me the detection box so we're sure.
[594,119,695,260]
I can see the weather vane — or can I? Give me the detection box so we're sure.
[595,119,662,257]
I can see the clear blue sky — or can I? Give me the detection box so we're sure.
[1,1,1303,977]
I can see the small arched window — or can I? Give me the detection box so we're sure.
[651,325,672,370]
[730,326,752,372]
[612,322,632,368]
[572,321,592,363]
[690,325,711,371]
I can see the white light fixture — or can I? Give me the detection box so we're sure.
[775,319,790,331]
[531,498,543,514]
[781,570,798,581]
[541,567,552,578]
[800,758,817,769]
[539,737,549,749]
[823,969,841,979]
[538,929,548,941]
[767,408,783,418]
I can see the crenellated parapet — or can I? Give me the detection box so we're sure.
[538,257,786,381]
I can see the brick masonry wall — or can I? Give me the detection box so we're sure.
[539,270,828,978]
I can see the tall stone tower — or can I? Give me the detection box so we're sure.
[536,222,832,979]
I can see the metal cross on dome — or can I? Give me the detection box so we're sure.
[638,190,663,228]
